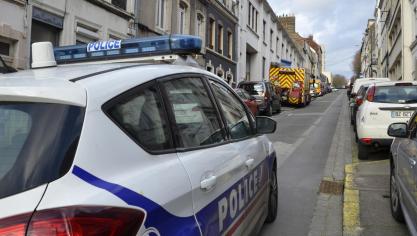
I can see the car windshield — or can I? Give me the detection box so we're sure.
[0,103,85,199]
[239,83,264,96]
[373,86,417,104]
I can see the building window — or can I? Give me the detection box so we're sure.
[276,37,279,54]
[207,65,213,73]
[31,20,61,46]
[112,0,127,10]
[216,67,224,78]
[247,2,258,32]
[262,20,266,42]
[0,42,10,56]
[196,13,205,48]
[209,18,215,49]
[75,22,99,44]
[218,24,223,54]
[270,29,273,49]
[156,0,165,29]
[178,2,187,34]
[227,31,233,59]
[262,57,266,80]
[248,2,251,26]
[251,4,255,28]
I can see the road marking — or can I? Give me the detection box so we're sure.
[274,94,343,168]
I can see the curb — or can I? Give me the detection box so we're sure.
[343,106,361,236]
[343,163,361,236]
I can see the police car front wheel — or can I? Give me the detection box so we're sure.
[265,166,278,223]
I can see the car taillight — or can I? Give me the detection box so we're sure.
[0,213,28,236]
[355,97,363,106]
[360,138,372,144]
[367,86,376,102]
[0,206,145,236]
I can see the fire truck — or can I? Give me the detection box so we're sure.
[270,65,311,107]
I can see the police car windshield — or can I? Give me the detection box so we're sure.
[0,103,84,199]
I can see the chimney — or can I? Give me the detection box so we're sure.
[279,16,296,33]
[308,35,314,40]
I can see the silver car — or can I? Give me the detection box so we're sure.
[387,116,417,235]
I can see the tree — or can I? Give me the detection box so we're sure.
[333,74,347,88]
[352,50,361,77]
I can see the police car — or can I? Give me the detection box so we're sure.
[0,35,278,235]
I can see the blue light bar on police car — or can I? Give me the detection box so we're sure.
[53,35,202,64]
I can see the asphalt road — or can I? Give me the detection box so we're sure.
[261,91,345,236]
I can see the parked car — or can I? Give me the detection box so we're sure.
[235,88,259,115]
[387,120,417,236]
[356,81,417,159]
[0,36,279,236]
[350,77,390,99]
[0,55,16,74]
[351,85,369,129]
[238,81,281,116]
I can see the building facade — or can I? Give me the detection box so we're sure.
[410,0,417,80]
[137,0,208,66]
[0,0,30,69]
[374,0,415,81]
[278,16,324,83]
[0,0,136,69]
[205,0,238,86]
[360,19,377,77]
[236,2,305,85]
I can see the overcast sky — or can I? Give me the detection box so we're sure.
[270,0,376,79]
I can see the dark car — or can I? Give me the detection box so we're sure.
[350,85,369,133]
[235,88,259,115]
[387,118,417,236]
[238,81,281,116]
[0,56,16,74]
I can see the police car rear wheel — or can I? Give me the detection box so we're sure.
[265,167,278,223]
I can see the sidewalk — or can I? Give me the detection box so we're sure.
[308,94,350,236]
[344,149,409,236]
[308,94,409,236]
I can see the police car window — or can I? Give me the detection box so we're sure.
[107,83,172,151]
[210,81,254,140]
[0,103,84,199]
[162,77,224,148]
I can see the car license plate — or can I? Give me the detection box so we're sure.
[391,111,413,118]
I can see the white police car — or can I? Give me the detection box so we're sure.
[0,35,278,236]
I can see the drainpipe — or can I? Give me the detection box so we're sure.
[134,0,139,37]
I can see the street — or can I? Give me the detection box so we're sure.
[262,91,343,236]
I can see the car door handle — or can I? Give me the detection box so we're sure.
[201,176,217,190]
[409,158,417,168]
[245,158,255,169]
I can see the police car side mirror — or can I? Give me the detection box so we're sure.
[256,117,277,134]
[387,123,408,138]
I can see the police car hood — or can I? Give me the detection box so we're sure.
[0,64,129,106]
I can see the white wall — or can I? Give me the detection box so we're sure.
[236,0,304,83]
